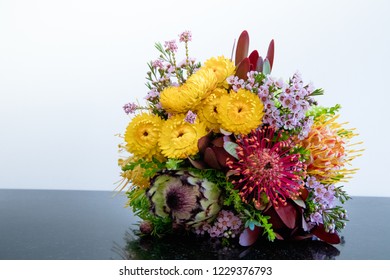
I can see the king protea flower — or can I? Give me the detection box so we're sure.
[227,126,305,208]
[146,170,222,228]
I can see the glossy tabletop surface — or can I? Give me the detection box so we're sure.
[0,189,389,260]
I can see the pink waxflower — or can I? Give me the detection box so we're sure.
[123,102,138,115]
[184,110,197,124]
[179,30,192,43]
[230,216,242,230]
[152,59,164,69]
[164,40,178,53]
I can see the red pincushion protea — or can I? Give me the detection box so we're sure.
[227,126,305,208]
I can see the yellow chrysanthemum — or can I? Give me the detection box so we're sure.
[217,89,264,135]
[204,56,236,88]
[299,114,363,184]
[159,68,217,114]
[160,86,196,114]
[159,114,207,159]
[197,88,228,131]
[185,67,218,100]
[124,113,163,160]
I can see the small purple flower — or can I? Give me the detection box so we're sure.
[184,110,197,124]
[230,216,242,231]
[274,78,285,89]
[208,226,223,238]
[323,191,336,207]
[194,222,211,235]
[166,64,176,73]
[281,95,294,109]
[179,30,192,43]
[151,59,164,69]
[310,212,323,225]
[123,102,138,114]
[145,89,159,101]
[164,40,178,53]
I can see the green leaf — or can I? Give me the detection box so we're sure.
[262,59,271,75]
[223,141,239,159]
[292,198,306,208]
[310,88,324,96]
[165,159,183,170]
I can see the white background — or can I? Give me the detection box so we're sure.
[0,0,388,196]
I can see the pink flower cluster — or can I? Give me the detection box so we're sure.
[305,176,346,233]
[195,210,242,239]
[179,30,192,43]
[123,102,138,115]
[164,40,178,53]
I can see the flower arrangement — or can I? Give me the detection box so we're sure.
[117,30,362,246]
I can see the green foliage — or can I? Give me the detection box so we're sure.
[224,182,246,214]
[254,72,267,84]
[334,185,351,204]
[122,157,166,179]
[322,205,349,232]
[309,88,324,96]
[291,145,311,162]
[307,104,341,119]
[223,178,276,241]
[126,188,172,236]
[243,209,276,241]
[165,158,183,170]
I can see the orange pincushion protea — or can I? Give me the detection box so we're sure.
[299,114,362,184]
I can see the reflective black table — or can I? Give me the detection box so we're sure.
[0,189,389,260]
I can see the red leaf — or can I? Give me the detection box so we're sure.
[266,39,275,70]
[311,224,341,244]
[211,137,224,147]
[188,158,206,169]
[198,134,211,154]
[235,30,249,66]
[239,227,260,246]
[248,50,259,71]
[300,188,309,201]
[235,58,250,80]
[213,146,232,168]
[256,56,263,72]
[264,206,285,230]
[204,147,221,169]
[274,232,284,240]
[274,202,298,229]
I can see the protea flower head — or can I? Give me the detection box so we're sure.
[146,170,222,228]
[227,126,306,208]
[299,114,363,184]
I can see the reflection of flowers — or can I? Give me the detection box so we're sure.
[116,230,340,260]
